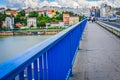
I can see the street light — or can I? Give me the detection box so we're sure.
[113,0,115,16]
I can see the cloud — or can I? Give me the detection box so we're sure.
[4,0,120,8]
[5,0,40,8]
[0,4,6,8]
[24,0,40,8]
[5,0,24,8]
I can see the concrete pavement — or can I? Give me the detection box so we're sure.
[70,22,120,80]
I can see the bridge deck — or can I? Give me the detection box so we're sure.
[70,22,120,80]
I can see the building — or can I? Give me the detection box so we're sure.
[5,10,17,16]
[90,7,95,16]
[25,8,34,16]
[47,10,53,18]
[59,21,64,28]
[100,4,112,17]
[5,17,14,29]
[37,10,45,16]
[15,23,24,28]
[0,8,5,14]
[69,16,79,25]
[63,14,70,25]
[2,21,6,28]
[27,18,37,28]
[50,22,59,28]
[46,23,51,28]
[95,7,100,18]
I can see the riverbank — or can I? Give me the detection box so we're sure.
[0,30,62,36]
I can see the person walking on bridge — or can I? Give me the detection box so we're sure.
[91,16,94,23]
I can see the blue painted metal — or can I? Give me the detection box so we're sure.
[34,60,38,80]
[0,19,87,80]
[39,56,43,80]
[27,65,32,80]
[19,71,24,80]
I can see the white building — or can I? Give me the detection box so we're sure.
[46,23,51,28]
[27,18,37,28]
[0,8,5,14]
[100,4,112,17]
[69,16,79,26]
[59,21,64,28]
[5,17,14,29]
[50,22,59,28]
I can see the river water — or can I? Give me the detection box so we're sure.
[0,35,51,63]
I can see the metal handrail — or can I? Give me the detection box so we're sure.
[0,19,87,80]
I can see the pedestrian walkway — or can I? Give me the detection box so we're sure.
[70,22,120,80]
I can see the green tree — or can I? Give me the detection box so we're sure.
[79,16,84,21]
[0,13,6,21]
[0,21,2,30]
[56,13,63,20]
[51,17,58,22]
[15,10,27,26]
[19,10,25,17]
[28,11,38,17]
[30,24,34,29]
[20,18,27,26]
[56,11,60,15]
[6,8,11,11]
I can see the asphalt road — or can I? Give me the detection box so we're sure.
[101,21,120,29]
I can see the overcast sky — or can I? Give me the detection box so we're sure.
[0,0,119,8]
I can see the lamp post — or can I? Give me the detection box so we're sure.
[113,0,115,16]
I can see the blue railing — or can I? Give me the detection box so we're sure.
[0,19,87,80]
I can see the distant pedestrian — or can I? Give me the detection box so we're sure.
[91,16,95,23]
[88,17,91,23]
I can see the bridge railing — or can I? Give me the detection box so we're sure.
[96,21,120,37]
[0,19,87,80]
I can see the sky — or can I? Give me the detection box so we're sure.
[0,0,119,8]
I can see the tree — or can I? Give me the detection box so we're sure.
[56,11,60,15]
[39,21,46,28]
[15,10,27,26]
[0,21,2,30]
[28,11,38,17]
[0,13,6,21]
[30,24,34,28]
[51,17,58,22]
[6,8,11,11]
[79,16,84,21]
[19,10,25,17]
[63,11,74,16]
[56,13,63,20]
[20,18,27,26]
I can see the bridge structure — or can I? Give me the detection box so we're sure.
[0,19,87,80]
[0,19,120,80]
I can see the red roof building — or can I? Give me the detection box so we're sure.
[63,14,70,24]
[15,23,24,28]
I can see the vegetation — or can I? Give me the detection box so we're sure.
[0,21,2,30]
[28,11,38,17]
[0,13,7,30]
[0,9,84,30]
[20,27,66,31]
[6,8,11,11]
[14,10,27,27]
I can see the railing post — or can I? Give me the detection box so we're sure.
[34,60,38,80]
[27,64,32,80]
[43,52,48,80]
[19,71,24,80]
[39,56,43,80]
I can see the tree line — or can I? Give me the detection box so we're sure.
[0,9,84,30]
